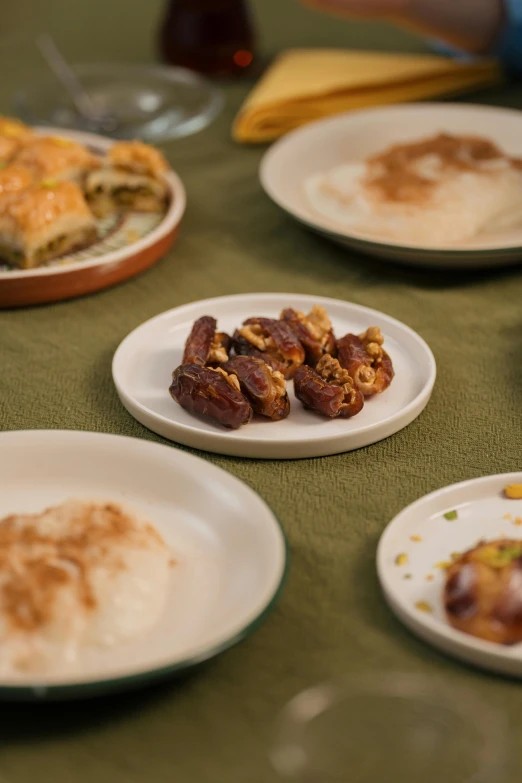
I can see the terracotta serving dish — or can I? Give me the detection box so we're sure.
[0,128,186,308]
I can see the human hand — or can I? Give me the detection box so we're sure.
[298,0,505,52]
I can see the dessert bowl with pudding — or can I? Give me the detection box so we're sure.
[260,103,522,266]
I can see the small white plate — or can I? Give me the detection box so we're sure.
[260,104,522,268]
[0,430,287,698]
[377,473,522,677]
[112,293,436,459]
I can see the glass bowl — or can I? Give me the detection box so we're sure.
[271,674,507,783]
[13,63,223,141]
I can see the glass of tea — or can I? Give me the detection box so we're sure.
[159,0,256,78]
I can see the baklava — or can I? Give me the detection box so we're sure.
[15,135,100,184]
[0,164,35,210]
[0,181,97,269]
[0,116,34,163]
[85,140,169,216]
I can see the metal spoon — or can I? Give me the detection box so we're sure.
[36,33,119,134]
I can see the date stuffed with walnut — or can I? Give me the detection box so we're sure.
[337,327,394,396]
[170,305,395,431]
[280,305,336,366]
[182,315,231,367]
[223,356,290,421]
[294,354,364,419]
[170,364,252,429]
[445,539,522,645]
[233,317,305,379]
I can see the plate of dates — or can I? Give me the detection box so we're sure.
[112,293,436,459]
[378,473,522,677]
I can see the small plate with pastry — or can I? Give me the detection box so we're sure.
[378,472,522,677]
[0,117,185,307]
[112,292,436,459]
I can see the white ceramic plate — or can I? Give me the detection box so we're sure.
[112,293,436,459]
[377,473,522,677]
[0,127,186,308]
[260,104,522,268]
[0,430,287,698]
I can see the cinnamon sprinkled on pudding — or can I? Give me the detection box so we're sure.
[305,132,522,246]
[0,501,172,673]
[365,133,517,205]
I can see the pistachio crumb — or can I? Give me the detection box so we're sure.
[443,510,458,521]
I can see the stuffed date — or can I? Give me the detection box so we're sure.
[337,327,394,396]
[232,317,305,378]
[223,356,290,421]
[182,315,231,367]
[280,305,336,366]
[170,363,252,429]
[294,354,364,419]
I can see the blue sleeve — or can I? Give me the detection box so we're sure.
[497,0,522,73]
[431,0,522,74]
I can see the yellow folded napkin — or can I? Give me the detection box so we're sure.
[233,49,502,144]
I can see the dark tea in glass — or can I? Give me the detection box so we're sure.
[159,0,256,78]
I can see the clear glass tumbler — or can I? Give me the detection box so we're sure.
[271,674,506,783]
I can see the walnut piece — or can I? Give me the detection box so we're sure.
[316,354,352,386]
[358,326,384,364]
[208,333,228,365]
[307,306,332,344]
[267,365,286,395]
[292,305,332,345]
[214,367,241,392]
[239,324,270,352]
[316,354,360,407]
[358,365,377,385]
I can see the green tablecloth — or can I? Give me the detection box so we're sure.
[1,1,522,780]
